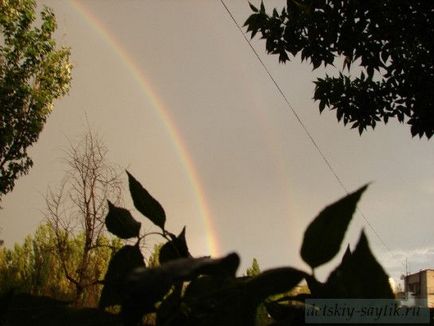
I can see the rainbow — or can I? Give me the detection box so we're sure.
[69,0,220,256]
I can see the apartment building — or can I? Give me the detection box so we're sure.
[404,269,434,307]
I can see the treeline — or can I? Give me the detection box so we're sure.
[0,223,121,307]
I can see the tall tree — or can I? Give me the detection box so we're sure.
[0,0,72,200]
[45,129,122,306]
[245,1,434,138]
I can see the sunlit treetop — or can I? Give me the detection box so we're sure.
[0,0,72,200]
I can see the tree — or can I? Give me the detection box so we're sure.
[245,1,434,138]
[246,258,261,277]
[0,0,72,200]
[0,223,121,306]
[0,223,79,299]
[45,129,122,306]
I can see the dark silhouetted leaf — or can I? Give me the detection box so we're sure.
[265,300,304,324]
[122,268,172,326]
[246,267,307,302]
[300,184,368,269]
[183,276,254,326]
[194,252,240,278]
[248,2,258,12]
[127,171,166,230]
[127,253,240,290]
[324,231,394,298]
[260,1,265,13]
[159,227,190,264]
[122,253,240,325]
[99,245,145,309]
[105,201,141,239]
[156,282,184,325]
[305,274,326,298]
[342,244,352,264]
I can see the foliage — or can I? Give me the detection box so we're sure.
[0,172,394,325]
[246,258,261,277]
[0,0,72,200]
[245,1,434,138]
[96,172,392,325]
[0,223,121,306]
[0,224,70,299]
[147,243,162,268]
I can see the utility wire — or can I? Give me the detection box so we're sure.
[219,0,393,255]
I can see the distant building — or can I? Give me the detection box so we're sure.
[404,269,434,307]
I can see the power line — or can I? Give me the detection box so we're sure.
[219,0,393,255]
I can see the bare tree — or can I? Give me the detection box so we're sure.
[45,129,122,306]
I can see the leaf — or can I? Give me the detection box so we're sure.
[121,253,240,324]
[305,274,325,298]
[159,227,191,264]
[129,253,240,289]
[99,244,145,308]
[127,171,166,230]
[341,244,352,264]
[122,268,173,326]
[180,266,306,325]
[260,1,265,13]
[324,231,394,298]
[246,267,307,302]
[278,50,289,63]
[319,100,326,113]
[264,300,304,324]
[183,276,234,302]
[194,252,240,278]
[300,184,369,269]
[105,201,141,239]
[183,276,252,325]
[248,2,258,12]
[156,282,184,325]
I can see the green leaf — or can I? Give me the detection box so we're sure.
[99,244,145,308]
[324,231,394,298]
[159,227,190,264]
[105,201,141,239]
[246,267,307,302]
[127,171,166,230]
[300,184,368,269]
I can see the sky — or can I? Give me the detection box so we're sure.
[1,0,434,284]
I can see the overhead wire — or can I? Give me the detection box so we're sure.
[219,0,395,257]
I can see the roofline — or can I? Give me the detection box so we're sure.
[405,269,434,277]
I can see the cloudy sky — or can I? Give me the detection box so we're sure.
[1,0,433,283]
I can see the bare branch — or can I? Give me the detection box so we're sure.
[44,127,123,305]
